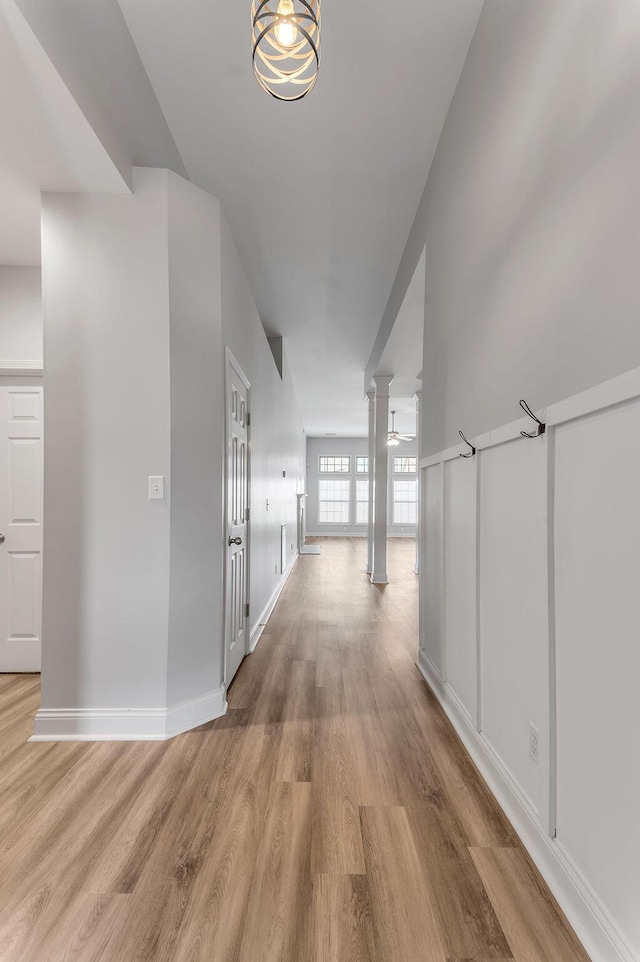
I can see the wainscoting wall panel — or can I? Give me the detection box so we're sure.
[443,455,477,724]
[554,399,640,958]
[418,366,640,962]
[479,435,549,823]
[421,463,444,675]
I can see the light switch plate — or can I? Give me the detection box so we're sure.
[149,476,165,500]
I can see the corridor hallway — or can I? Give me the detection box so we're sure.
[0,538,589,961]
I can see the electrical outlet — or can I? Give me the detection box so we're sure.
[529,722,539,764]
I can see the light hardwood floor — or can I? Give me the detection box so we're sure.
[0,538,590,962]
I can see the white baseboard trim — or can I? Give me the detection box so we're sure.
[306,531,416,539]
[165,687,228,739]
[249,550,298,653]
[442,677,474,729]
[30,686,227,742]
[300,544,321,554]
[305,532,366,538]
[421,655,537,824]
[417,650,638,962]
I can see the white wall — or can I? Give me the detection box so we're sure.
[421,462,443,669]
[14,0,186,189]
[166,172,224,707]
[0,266,42,360]
[423,0,640,455]
[39,169,172,719]
[554,398,640,960]
[419,368,640,962]
[442,456,476,724]
[407,5,640,960]
[478,436,549,822]
[220,215,305,639]
[37,169,226,737]
[36,168,306,735]
[306,436,417,537]
[367,1,640,458]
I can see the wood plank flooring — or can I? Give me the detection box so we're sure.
[0,538,591,961]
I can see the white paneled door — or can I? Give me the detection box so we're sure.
[224,353,250,687]
[0,385,43,672]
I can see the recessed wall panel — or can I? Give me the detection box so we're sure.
[421,463,444,674]
[444,455,477,722]
[555,399,640,951]
[479,437,548,817]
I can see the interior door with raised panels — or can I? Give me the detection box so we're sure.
[224,355,250,687]
[0,385,43,672]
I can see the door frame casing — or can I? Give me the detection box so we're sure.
[223,347,251,688]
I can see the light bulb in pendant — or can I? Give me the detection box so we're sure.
[274,0,297,47]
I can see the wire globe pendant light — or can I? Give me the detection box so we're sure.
[251,0,321,102]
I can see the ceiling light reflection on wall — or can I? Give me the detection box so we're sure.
[251,0,321,102]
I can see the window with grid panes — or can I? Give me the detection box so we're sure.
[318,456,350,473]
[318,479,351,523]
[355,479,369,524]
[392,478,417,524]
[393,456,417,473]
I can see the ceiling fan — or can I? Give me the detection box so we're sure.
[387,411,414,447]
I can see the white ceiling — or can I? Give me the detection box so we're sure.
[0,2,127,266]
[0,0,481,434]
[117,0,483,435]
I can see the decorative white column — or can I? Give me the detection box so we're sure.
[413,391,422,575]
[371,375,393,584]
[365,389,375,574]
